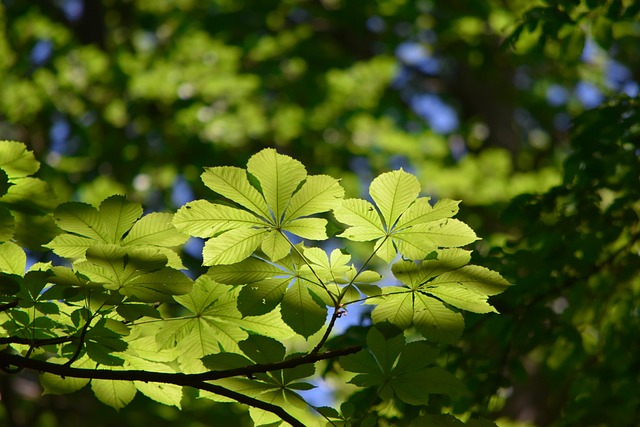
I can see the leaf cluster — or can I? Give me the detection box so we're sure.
[0,143,509,426]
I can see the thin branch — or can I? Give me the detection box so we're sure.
[195,382,306,427]
[282,230,338,306]
[0,345,361,427]
[312,235,388,354]
[64,308,94,366]
[0,345,361,382]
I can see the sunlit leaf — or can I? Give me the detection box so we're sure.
[173,199,263,238]
[91,375,137,411]
[247,148,307,224]
[283,174,344,223]
[0,241,26,275]
[201,166,271,220]
[0,206,14,242]
[202,227,269,265]
[98,195,142,243]
[369,169,420,229]
[0,140,40,179]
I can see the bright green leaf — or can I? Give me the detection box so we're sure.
[202,227,268,265]
[246,148,307,224]
[91,376,137,411]
[0,241,26,275]
[201,166,271,221]
[369,169,420,229]
[283,174,344,223]
[122,212,188,247]
[0,140,40,179]
[0,206,14,242]
[98,195,142,243]
[334,198,386,241]
[40,356,94,395]
[173,199,263,238]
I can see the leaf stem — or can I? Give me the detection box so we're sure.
[312,235,389,354]
[280,230,338,306]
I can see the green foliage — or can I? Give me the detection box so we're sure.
[1,1,639,426]
[0,142,507,426]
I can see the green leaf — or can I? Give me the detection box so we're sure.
[206,257,283,285]
[0,241,26,275]
[122,212,188,247]
[237,277,290,316]
[414,289,465,343]
[98,195,142,243]
[122,267,193,302]
[0,206,14,242]
[0,140,40,179]
[201,166,271,220]
[91,375,137,411]
[334,169,477,262]
[239,334,286,363]
[283,174,344,223]
[53,202,110,242]
[281,280,327,338]
[0,178,59,213]
[282,217,329,240]
[395,198,460,229]
[42,234,95,259]
[369,287,414,329]
[184,150,344,265]
[159,276,292,372]
[340,328,464,405]
[369,169,421,229]
[368,249,507,343]
[40,356,94,395]
[202,227,269,265]
[246,148,307,224]
[424,265,510,314]
[260,229,291,260]
[334,199,386,241]
[173,199,263,238]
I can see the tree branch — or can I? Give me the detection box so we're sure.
[0,345,361,427]
[0,345,361,382]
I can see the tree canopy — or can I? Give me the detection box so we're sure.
[0,1,639,426]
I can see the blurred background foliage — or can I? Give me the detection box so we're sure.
[1,0,639,426]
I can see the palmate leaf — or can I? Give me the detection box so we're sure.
[155,276,293,373]
[334,169,477,262]
[207,245,380,338]
[46,195,188,269]
[368,249,510,343]
[339,328,465,405]
[73,244,192,302]
[173,148,344,265]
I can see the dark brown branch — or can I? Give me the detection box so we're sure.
[197,382,305,427]
[0,345,361,382]
[0,345,361,427]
